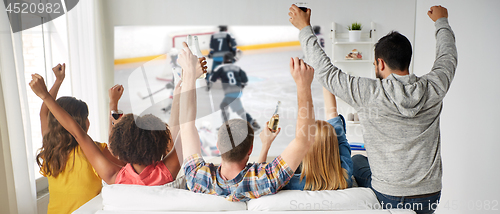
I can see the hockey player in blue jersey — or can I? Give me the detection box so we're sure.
[207,25,237,90]
[210,52,260,131]
[313,26,325,49]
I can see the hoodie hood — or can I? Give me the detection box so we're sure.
[382,73,427,117]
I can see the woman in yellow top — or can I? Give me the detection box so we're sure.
[38,64,122,214]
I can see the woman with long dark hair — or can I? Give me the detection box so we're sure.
[37,64,122,214]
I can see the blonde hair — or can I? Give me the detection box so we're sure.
[300,120,348,190]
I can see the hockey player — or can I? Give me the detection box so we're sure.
[210,52,260,131]
[313,26,325,49]
[207,25,237,90]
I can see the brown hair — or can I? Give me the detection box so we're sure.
[300,120,348,190]
[217,119,254,162]
[37,97,89,177]
[109,114,172,166]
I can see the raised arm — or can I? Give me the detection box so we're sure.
[108,84,124,137]
[280,57,316,171]
[323,87,352,185]
[257,122,281,163]
[163,80,183,178]
[289,4,378,109]
[104,85,126,167]
[424,5,457,98]
[323,87,338,119]
[40,64,65,136]
[30,74,121,184]
[178,42,208,160]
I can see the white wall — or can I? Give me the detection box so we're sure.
[413,1,500,213]
[114,26,300,59]
[105,0,416,62]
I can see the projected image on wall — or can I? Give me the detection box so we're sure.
[113,25,359,157]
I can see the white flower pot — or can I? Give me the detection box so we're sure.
[349,30,361,42]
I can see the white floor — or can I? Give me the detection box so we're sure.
[114,47,364,157]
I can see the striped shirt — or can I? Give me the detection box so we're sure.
[183,154,294,202]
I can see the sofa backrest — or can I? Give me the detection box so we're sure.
[102,184,247,211]
[247,188,380,211]
[101,177,383,212]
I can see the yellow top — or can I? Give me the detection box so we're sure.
[43,142,107,214]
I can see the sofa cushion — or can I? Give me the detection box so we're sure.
[247,188,380,211]
[101,184,246,211]
[163,175,187,189]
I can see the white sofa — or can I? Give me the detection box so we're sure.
[73,181,415,214]
[73,157,415,214]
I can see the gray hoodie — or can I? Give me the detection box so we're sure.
[299,18,457,196]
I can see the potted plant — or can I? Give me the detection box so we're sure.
[348,22,362,42]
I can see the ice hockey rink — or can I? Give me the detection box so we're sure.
[114,44,364,157]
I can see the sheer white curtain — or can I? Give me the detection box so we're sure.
[0,7,38,214]
[66,0,107,142]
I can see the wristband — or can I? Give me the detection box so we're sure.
[111,110,123,120]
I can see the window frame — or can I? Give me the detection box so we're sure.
[16,0,73,201]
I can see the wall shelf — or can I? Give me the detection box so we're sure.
[330,22,377,144]
[330,21,376,77]
[330,21,376,78]
[334,60,373,63]
[334,41,374,45]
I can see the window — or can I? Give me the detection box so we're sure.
[2,1,104,212]
[21,25,47,180]
[19,6,71,183]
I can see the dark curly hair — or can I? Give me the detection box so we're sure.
[109,114,172,166]
[37,96,88,177]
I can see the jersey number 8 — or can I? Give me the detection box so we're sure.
[227,72,237,85]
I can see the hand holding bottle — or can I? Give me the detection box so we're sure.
[178,42,202,81]
[187,35,208,79]
[289,57,314,89]
[268,101,281,133]
[260,122,281,151]
[288,4,311,30]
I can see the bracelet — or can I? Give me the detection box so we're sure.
[111,110,123,120]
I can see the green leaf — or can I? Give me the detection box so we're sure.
[348,22,362,31]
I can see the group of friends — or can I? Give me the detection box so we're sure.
[29,4,456,214]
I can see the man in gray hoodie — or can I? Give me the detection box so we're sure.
[289,5,456,214]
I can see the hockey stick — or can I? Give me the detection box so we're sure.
[137,87,167,100]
